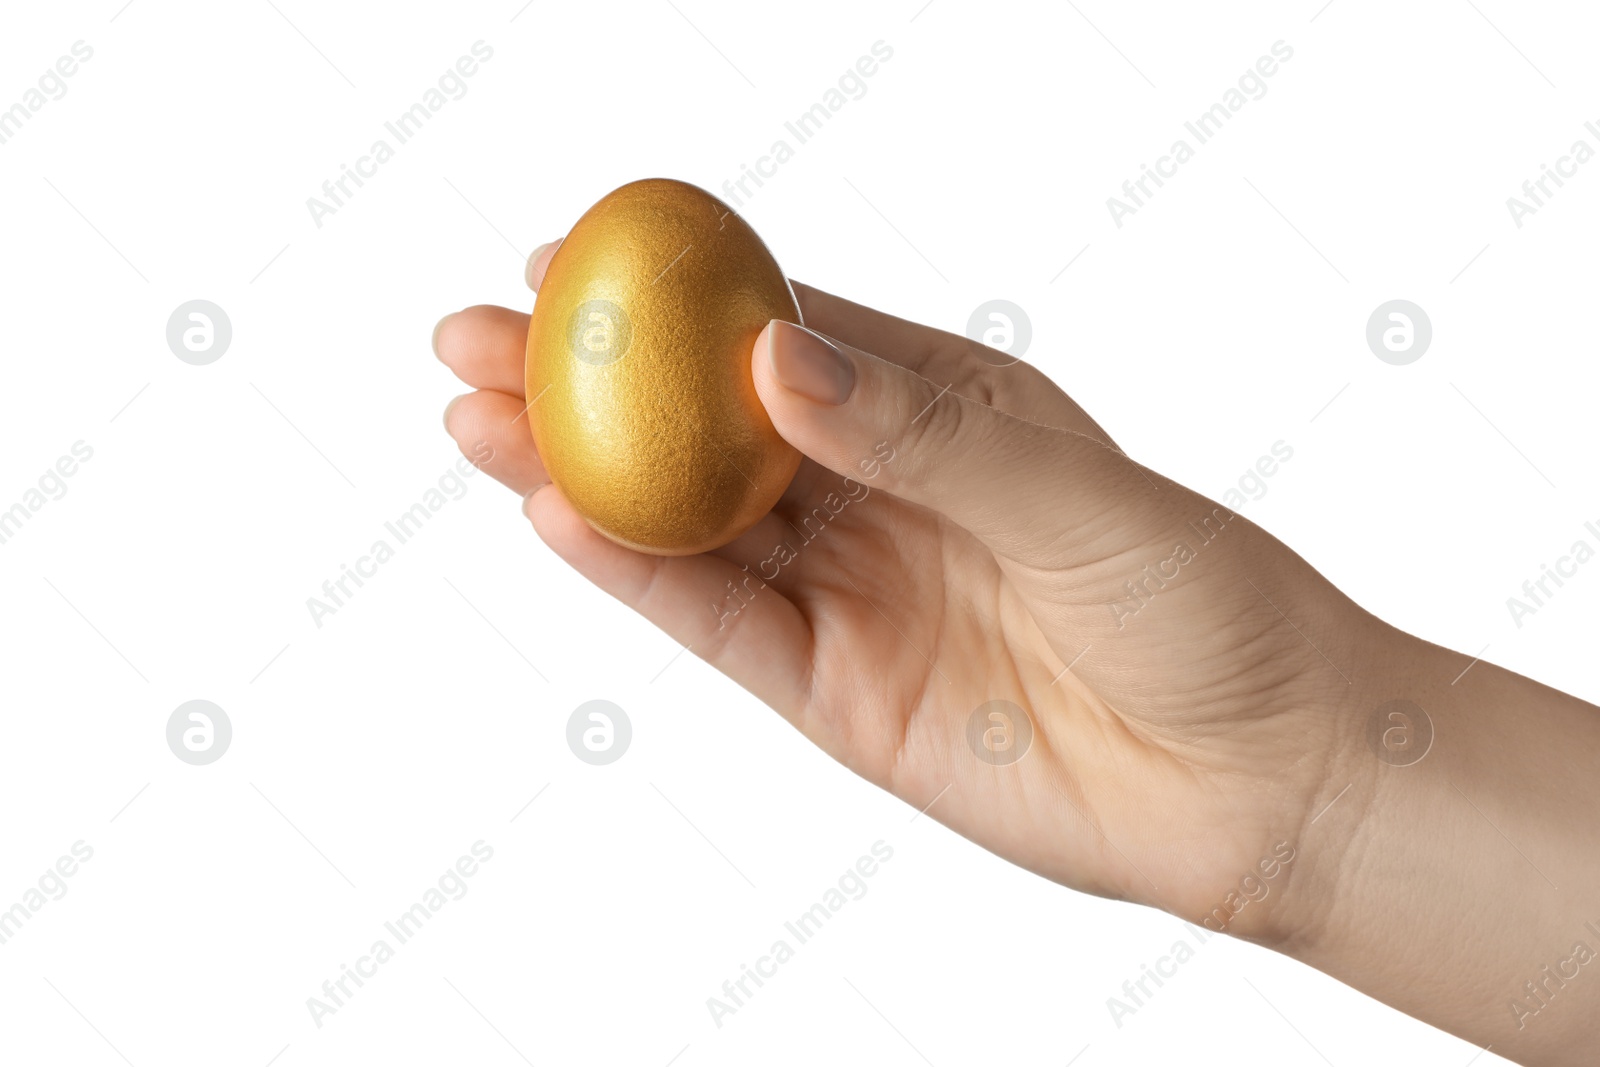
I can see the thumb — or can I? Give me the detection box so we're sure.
[752,319,1179,570]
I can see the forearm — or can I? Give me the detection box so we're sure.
[1279,622,1600,1064]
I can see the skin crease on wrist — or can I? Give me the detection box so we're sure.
[435,239,1600,1066]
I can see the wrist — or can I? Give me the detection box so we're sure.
[1263,619,1600,1063]
[1210,613,1399,954]
[1252,615,1411,954]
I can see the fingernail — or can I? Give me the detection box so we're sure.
[443,394,465,433]
[432,312,454,359]
[526,240,560,287]
[768,320,854,405]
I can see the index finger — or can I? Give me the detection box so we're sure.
[524,239,562,292]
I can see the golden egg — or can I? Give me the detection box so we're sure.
[525,178,802,556]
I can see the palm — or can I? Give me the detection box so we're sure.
[755,471,1234,914]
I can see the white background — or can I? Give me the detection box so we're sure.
[2,0,1596,1064]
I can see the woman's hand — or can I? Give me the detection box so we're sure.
[435,241,1374,941]
[437,241,1600,1066]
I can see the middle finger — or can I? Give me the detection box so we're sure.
[435,304,529,397]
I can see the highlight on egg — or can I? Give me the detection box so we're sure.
[525,178,803,556]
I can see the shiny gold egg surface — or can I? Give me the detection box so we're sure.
[526,178,802,555]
